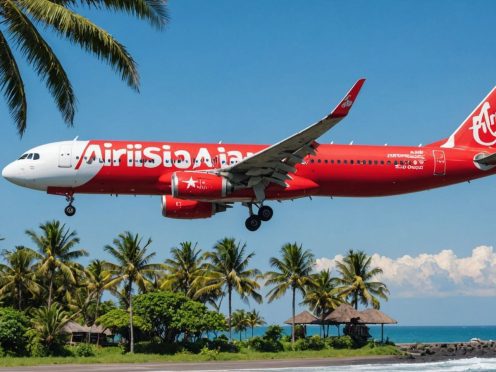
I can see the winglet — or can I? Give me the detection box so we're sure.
[328,78,366,118]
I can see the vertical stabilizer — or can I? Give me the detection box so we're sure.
[441,86,496,149]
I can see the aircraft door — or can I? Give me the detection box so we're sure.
[58,143,73,168]
[433,150,446,176]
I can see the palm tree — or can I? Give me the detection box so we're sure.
[231,309,249,341]
[303,269,343,337]
[266,243,314,346]
[86,259,117,345]
[246,309,265,338]
[0,0,168,136]
[196,238,262,341]
[26,220,88,307]
[104,231,161,353]
[31,303,70,354]
[161,241,205,297]
[336,250,389,309]
[0,246,41,309]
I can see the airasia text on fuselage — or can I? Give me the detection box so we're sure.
[76,142,255,170]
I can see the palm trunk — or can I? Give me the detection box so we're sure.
[129,282,134,353]
[48,273,54,307]
[18,283,22,310]
[228,284,232,341]
[251,325,254,338]
[354,291,358,310]
[93,293,101,346]
[321,314,325,338]
[291,286,295,346]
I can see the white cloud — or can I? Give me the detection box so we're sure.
[315,246,496,297]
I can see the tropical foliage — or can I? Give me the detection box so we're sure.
[266,243,314,345]
[0,0,168,135]
[336,250,389,309]
[0,220,391,358]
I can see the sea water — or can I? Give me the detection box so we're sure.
[230,325,496,343]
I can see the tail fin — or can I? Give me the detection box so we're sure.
[441,86,496,149]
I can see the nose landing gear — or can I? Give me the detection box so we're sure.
[64,195,76,217]
[244,203,273,231]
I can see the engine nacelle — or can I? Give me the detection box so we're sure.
[171,171,232,199]
[161,195,226,219]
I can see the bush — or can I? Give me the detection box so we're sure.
[263,325,283,342]
[199,346,219,360]
[0,307,29,356]
[247,336,283,352]
[209,336,239,353]
[294,324,306,340]
[134,341,179,355]
[295,335,326,351]
[326,335,354,349]
[74,343,96,357]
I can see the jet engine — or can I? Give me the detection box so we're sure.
[171,171,233,199]
[161,195,226,219]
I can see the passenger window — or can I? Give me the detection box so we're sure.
[324,159,328,164]
[350,160,354,164]
[331,160,334,164]
[318,159,321,163]
[374,160,378,165]
[337,160,341,164]
[368,160,372,165]
[310,159,314,163]
[381,160,384,165]
[394,161,398,165]
[387,160,391,165]
[344,160,348,164]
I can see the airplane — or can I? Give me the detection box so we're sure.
[3,79,496,231]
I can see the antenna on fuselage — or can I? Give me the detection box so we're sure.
[73,136,79,141]
[349,141,354,145]
[418,143,423,147]
[218,140,222,144]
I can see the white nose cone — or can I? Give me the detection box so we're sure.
[2,163,15,181]
[2,162,23,186]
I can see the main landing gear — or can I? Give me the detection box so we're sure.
[64,195,76,217]
[244,203,273,231]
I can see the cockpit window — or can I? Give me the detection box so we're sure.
[27,153,33,160]
[18,154,28,160]
[33,153,40,160]
[18,153,40,160]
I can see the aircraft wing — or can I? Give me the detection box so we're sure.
[217,79,366,199]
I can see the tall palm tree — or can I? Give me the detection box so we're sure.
[196,238,262,341]
[246,309,265,338]
[104,231,161,353]
[266,243,314,346]
[26,220,87,307]
[0,246,41,309]
[231,309,249,341]
[0,0,168,136]
[86,259,117,345]
[303,269,343,337]
[161,241,205,297]
[336,250,389,309]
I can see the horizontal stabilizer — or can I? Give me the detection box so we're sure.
[475,152,496,165]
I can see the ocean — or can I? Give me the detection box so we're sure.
[229,325,496,344]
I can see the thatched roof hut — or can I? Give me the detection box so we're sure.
[62,321,111,344]
[359,308,397,342]
[284,310,318,325]
[359,309,397,325]
[325,304,363,324]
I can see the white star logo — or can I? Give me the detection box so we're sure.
[182,176,198,189]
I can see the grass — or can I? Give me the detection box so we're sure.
[0,344,400,367]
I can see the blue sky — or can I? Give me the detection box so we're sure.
[1,0,496,326]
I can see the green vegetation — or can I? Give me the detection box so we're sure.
[0,0,168,136]
[0,220,394,364]
[0,344,399,367]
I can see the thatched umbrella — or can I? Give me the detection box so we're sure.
[283,310,318,325]
[325,304,362,323]
[359,308,397,342]
[325,304,363,337]
[284,311,318,337]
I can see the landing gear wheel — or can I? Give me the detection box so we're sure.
[245,215,261,231]
[64,205,76,217]
[258,206,273,222]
